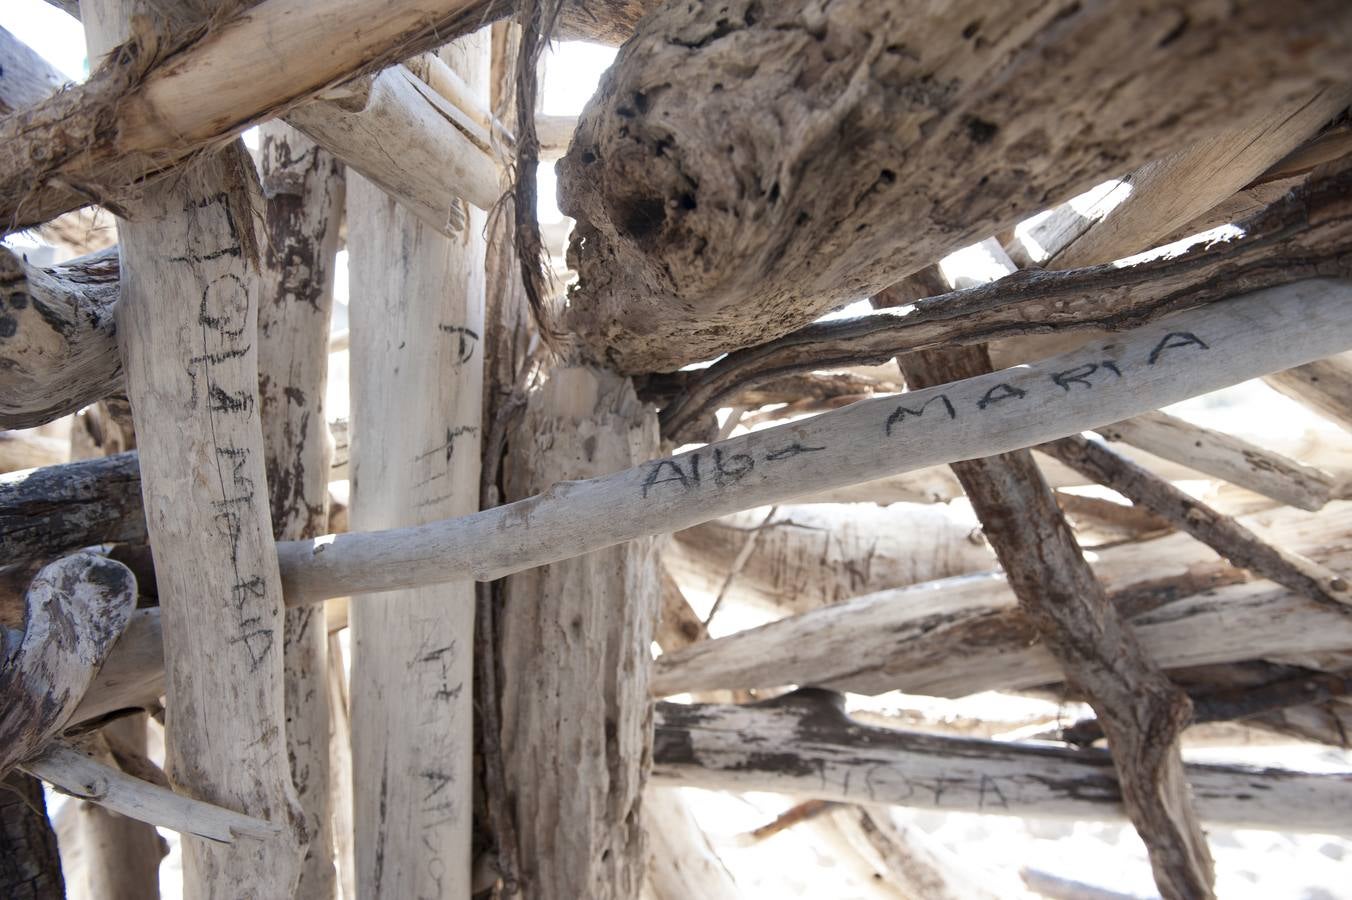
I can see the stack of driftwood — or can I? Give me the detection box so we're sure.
[4,1,1352,897]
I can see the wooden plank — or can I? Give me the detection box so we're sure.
[345,30,488,899]
[256,122,343,900]
[277,280,1352,604]
[558,0,1352,373]
[498,366,659,899]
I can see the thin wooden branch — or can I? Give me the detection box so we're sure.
[0,25,65,115]
[22,744,280,843]
[653,498,1352,697]
[1265,352,1352,433]
[657,160,1352,441]
[1040,434,1352,610]
[901,344,1213,898]
[1093,411,1334,511]
[650,692,1352,835]
[257,122,341,899]
[558,0,1352,374]
[0,247,120,430]
[277,281,1352,605]
[0,554,137,777]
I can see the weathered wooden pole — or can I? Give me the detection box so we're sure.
[498,366,660,898]
[0,772,65,899]
[346,29,489,897]
[81,1,303,894]
[256,121,345,899]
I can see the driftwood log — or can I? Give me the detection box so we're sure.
[256,121,342,899]
[558,0,1352,373]
[499,366,659,899]
[0,771,65,899]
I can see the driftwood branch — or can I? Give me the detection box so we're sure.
[0,25,66,115]
[1040,435,1352,610]
[650,692,1352,835]
[277,281,1352,605]
[558,0,1352,374]
[0,554,136,776]
[901,344,1213,899]
[22,744,281,843]
[652,502,1352,698]
[1266,352,1352,433]
[658,160,1352,441]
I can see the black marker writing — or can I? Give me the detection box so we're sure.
[1148,331,1209,365]
[885,394,956,436]
[976,383,1027,410]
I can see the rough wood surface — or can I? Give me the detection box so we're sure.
[276,281,1352,604]
[0,771,65,899]
[83,0,305,879]
[0,554,136,777]
[657,160,1352,440]
[1046,88,1352,269]
[902,345,1213,899]
[1094,410,1334,511]
[1265,352,1352,433]
[653,503,1352,698]
[1041,435,1352,610]
[651,692,1352,834]
[0,247,120,430]
[346,32,487,898]
[287,63,498,234]
[257,122,341,900]
[499,366,659,900]
[0,25,65,115]
[23,743,282,843]
[665,503,992,614]
[557,0,1352,373]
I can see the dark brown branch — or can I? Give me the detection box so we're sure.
[1040,435,1352,611]
[658,160,1352,441]
[902,346,1214,900]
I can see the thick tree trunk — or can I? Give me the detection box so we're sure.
[499,366,659,899]
[346,30,487,899]
[558,0,1352,373]
[257,122,343,900]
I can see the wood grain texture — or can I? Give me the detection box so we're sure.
[499,366,659,899]
[0,25,65,115]
[257,122,342,900]
[651,692,1352,834]
[0,771,65,899]
[558,0,1352,373]
[346,31,487,899]
[276,280,1352,604]
[1266,352,1352,433]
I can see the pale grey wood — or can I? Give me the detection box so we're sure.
[651,695,1352,835]
[277,280,1352,604]
[0,25,65,115]
[1265,352,1352,433]
[345,31,488,899]
[642,787,738,900]
[499,366,659,900]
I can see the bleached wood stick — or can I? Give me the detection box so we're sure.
[287,64,498,235]
[277,279,1352,604]
[1095,410,1334,511]
[23,744,280,844]
[652,503,1352,699]
[256,122,342,900]
[652,692,1352,834]
[642,787,739,900]
[346,31,488,898]
[1265,352,1352,434]
[0,25,65,114]
[0,553,136,776]
[499,366,660,899]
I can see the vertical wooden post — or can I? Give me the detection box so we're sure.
[499,366,660,898]
[83,4,303,896]
[257,122,344,899]
[0,772,64,899]
[347,31,489,898]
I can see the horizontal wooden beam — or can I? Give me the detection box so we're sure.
[275,280,1352,604]
[650,692,1352,834]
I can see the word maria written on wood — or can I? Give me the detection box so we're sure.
[640,330,1208,499]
